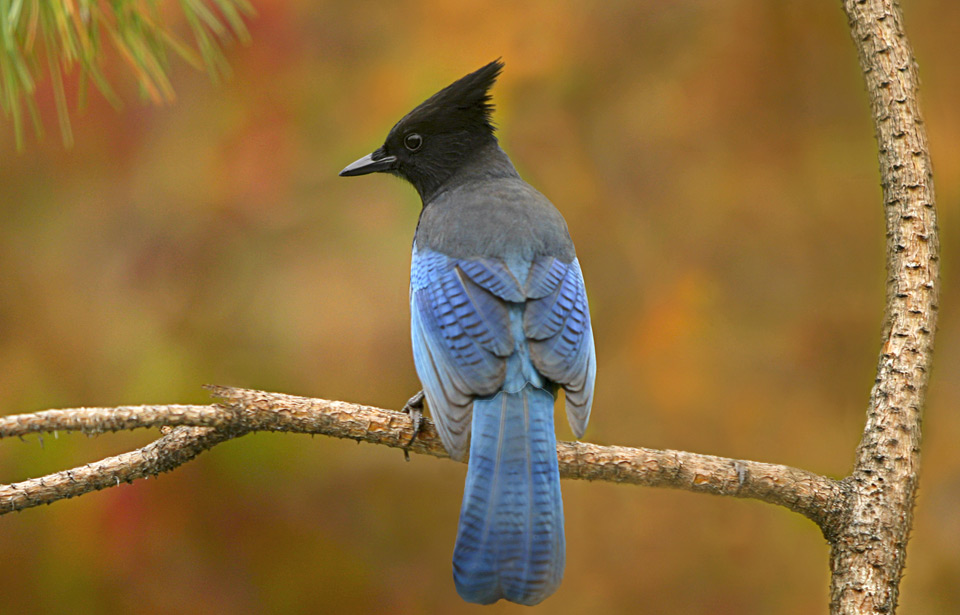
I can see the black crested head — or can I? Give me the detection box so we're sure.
[396,58,503,138]
[340,60,507,202]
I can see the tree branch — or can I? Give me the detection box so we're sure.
[833,1,940,614]
[1,386,846,526]
[0,425,239,514]
[0,404,231,438]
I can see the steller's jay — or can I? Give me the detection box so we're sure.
[339,60,596,606]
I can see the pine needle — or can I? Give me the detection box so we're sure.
[0,0,254,149]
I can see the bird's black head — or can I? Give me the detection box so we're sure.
[340,60,504,201]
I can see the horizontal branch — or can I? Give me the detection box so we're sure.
[0,405,233,438]
[558,441,846,529]
[0,386,846,528]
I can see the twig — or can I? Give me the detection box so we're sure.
[1,386,845,526]
[0,426,241,514]
[0,405,232,438]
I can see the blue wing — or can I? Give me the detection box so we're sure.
[410,247,524,460]
[411,249,595,457]
[524,257,596,437]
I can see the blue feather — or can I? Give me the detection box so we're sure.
[453,387,564,606]
[525,258,595,436]
[409,246,594,604]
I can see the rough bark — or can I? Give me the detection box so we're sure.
[0,387,845,524]
[831,1,939,613]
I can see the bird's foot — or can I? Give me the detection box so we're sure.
[401,390,425,461]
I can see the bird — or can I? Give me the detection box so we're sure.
[339,60,596,606]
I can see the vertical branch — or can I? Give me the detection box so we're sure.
[833,1,939,614]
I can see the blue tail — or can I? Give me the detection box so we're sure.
[453,386,564,606]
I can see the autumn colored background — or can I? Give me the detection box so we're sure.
[1,1,957,613]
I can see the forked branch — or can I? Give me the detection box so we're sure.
[0,386,846,527]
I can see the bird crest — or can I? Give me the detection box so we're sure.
[392,59,503,137]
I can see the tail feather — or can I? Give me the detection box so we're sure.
[453,386,564,606]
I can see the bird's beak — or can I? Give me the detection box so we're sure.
[339,149,398,176]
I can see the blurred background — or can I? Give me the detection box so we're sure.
[1,1,957,613]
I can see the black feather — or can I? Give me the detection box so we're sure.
[366,60,507,201]
[395,59,503,137]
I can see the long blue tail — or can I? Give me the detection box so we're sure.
[453,385,564,606]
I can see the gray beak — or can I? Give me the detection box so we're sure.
[339,150,398,176]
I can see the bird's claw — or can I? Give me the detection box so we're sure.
[401,390,425,461]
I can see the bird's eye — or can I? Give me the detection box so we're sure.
[404,133,423,152]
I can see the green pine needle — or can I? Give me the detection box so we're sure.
[0,0,255,149]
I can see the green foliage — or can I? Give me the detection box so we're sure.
[0,0,253,148]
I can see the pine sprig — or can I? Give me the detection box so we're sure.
[0,0,254,149]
